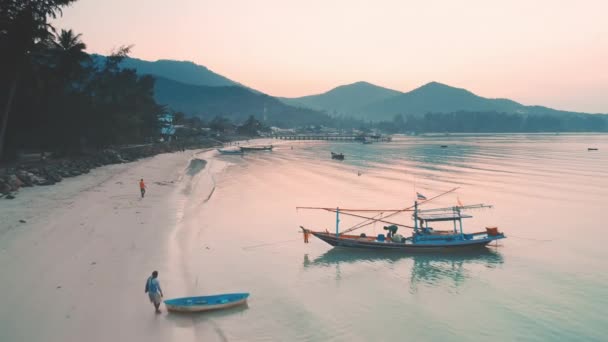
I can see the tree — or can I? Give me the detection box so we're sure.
[0,0,78,160]
[237,115,262,136]
[209,115,233,133]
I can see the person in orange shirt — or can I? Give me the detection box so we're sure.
[139,179,146,198]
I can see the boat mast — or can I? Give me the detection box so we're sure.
[335,207,340,237]
[457,206,463,235]
[453,207,457,233]
[414,201,418,234]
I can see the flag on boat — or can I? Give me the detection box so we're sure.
[457,196,463,207]
[416,192,427,200]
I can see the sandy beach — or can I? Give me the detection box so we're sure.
[0,149,222,342]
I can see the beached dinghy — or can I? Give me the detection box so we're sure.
[164,293,249,313]
[217,148,244,155]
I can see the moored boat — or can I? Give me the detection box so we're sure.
[240,145,273,151]
[164,293,249,313]
[331,152,345,160]
[299,189,505,253]
[217,148,244,155]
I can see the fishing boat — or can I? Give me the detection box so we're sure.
[298,189,505,252]
[588,148,598,151]
[164,293,249,313]
[240,145,273,152]
[331,152,345,160]
[217,148,244,155]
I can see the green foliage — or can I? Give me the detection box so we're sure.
[1,2,164,158]
[236,115,263,136]
[209,115,233,133]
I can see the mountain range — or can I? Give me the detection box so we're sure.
[153,76,331,126]
[104,55,605,125]
[282,81,598,121]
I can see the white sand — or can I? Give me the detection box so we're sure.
[0,150,222,342]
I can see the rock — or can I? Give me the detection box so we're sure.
[38,178,55,186]
[19,219,26,223]
[7,175,22,191]
[0,180,10,194]
[5,194,15,199]
[16,170,34,187]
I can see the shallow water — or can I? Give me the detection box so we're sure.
[168,134,608,341]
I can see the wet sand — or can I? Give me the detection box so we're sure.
[0,150,218,342]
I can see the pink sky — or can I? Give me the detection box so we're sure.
[54,0,608,113]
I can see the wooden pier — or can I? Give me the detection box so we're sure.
[271,134,392,142]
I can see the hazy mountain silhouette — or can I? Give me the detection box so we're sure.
[154,77,332,126]
[118,56,243,88]
[279,81,402,114]
[281,80,598,120]
[361,82,525,119]
[95,55,602,124]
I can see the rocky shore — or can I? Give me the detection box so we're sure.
[0,138,221,199]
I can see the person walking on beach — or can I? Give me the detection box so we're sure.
[139,178,146,198]
[145,271,164,313]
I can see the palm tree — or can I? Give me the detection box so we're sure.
[0,0,77,160]
[51,28,88,85]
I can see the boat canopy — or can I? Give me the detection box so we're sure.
[416,212,472,222]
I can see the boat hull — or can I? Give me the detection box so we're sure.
[164,293,249,313]
[240,146,273,151]
[217,149,243,155]
[308,231,503,253]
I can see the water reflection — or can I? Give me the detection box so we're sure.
[303,248,504,291]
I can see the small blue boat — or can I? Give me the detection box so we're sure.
[217,148,244,155]
[164,293,249,313]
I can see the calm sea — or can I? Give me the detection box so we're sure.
[167,134,608,341]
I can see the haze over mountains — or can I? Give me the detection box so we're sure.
[119,57,241,88]
[108,56,605,125]
[283,81,600,121]
[278,81,402,115]
[153,77,331,126]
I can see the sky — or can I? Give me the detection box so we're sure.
[54,0,608,113]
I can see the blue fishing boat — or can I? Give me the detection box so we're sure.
[299,188,506,252]
[164,293,249,313]
[217,148,244,155]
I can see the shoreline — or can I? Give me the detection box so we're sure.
[0,148,221,341]
[0,138,225,200]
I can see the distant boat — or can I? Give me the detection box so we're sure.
[588,148,598,151]
[440,145,448,148]
[164,293,249,313]
[217,148,243,155]
[240,145,273,151]
[331,152,345,160]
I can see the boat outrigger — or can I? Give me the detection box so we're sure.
[299,189,505,252]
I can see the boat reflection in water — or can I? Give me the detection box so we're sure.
[303,248,503,291]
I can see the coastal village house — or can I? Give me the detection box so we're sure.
[159,113,176,142]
